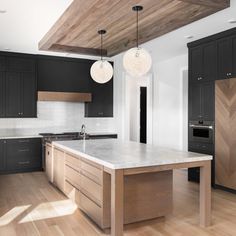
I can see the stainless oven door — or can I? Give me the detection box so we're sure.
[189,124,214,143]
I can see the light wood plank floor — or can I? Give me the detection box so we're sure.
[0,170,236,236]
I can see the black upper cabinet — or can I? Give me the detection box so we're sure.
[6,56,35,72]
[0,56,6,71]
[37,56,93,92]
[189,46,202,83]
[22,72,37,117]
[232,36,236,77]
[189,42,217,84]
[6,72,21,117]
[5,72,37,118]
[0,53,37,118]
[189,82,214,121]
[218,37,233,80]
[85,78,113,117]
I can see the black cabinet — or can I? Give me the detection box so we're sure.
[37,56,93,92]
[0,56,6,71]
[218,37,233,80]
[0,72,5,117]
[0,140,6,172]
[6,72,21,117]
[189,82,214,121]
[189,42,217,84]
[0,138,42,174]
[85,78,113,117]
[5,72,36,118]
[0,53,37,118]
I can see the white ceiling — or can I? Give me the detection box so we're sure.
[0,0,236,62]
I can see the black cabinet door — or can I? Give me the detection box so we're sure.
[0,140,6,172]
[85,78,113,117]
[218,37,233,80]
[203,42,217,82]
[6,56,35,72]
[6,72,21,117]
[0,72,6,117]
[189,84,201,120]
[232,36,236,77]
[189,46,203,84]
[0,56,6,71]
[6,138,42,171]
[201,82,215,121]
[37,57,92,92]
[22,72,37,117]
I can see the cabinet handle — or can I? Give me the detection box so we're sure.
[18,140,30,143]
[18,161,30,165]
[18,149,30,152]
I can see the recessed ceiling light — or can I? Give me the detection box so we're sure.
[184,35,194,39]
[228,19,236,24]
[0,10,7,14]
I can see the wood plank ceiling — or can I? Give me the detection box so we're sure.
[39,0,230,57]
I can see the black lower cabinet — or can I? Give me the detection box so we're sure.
[0,140,6,172]
[0,138,42,174]
[88,134,117,139]
[188,142,215,185]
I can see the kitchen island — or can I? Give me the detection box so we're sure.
[50,139,212,236]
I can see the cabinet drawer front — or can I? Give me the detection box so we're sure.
[188,142,214,155]
[6,158,41,170]
[79,192,102,227]
[65,153,80,171]
[64,180,80,205]
[7,138,41,158]
[80,160,102,185]
[80,174,102,206]
[65,165,80,190]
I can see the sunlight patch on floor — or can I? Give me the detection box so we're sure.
[19,199,77,223]
[0,205,31,226]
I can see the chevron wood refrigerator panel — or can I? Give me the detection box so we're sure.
[215,78,236,190]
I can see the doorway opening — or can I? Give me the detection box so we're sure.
[140,87,147,143]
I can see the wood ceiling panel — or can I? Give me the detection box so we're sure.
[39,0,230,57]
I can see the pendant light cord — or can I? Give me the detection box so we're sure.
[136,9,139,48]
[101,33,103,61]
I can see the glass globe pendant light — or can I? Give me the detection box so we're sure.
[123,6,152,77]
[90,30,113,84]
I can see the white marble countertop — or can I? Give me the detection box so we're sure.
[53,139,213,170]
[0,132,42,139]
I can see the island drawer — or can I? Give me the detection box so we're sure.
[80,173,102,206]
[80,160,103,185]
[79,192,102,227]
[65,165,80,190]
[65,153,80,172]
[64,180,80,204]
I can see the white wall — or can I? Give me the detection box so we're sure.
[113,52,188,150]
[0,102,117,135]
[153,54,188,150]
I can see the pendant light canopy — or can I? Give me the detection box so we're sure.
[123,6,152,78]
[90,30,113,84]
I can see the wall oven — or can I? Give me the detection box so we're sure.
[189,121,214,143]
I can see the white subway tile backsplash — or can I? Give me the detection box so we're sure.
[0,102,116,135]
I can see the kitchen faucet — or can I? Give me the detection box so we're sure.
[81,124,86,139]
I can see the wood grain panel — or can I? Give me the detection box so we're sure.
[37,91,92,102]
[39,0,229,56]
[215,78,236,190]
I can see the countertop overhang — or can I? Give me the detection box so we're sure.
[52,139,213,170]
